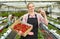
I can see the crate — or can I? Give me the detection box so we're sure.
[9,19,33,37]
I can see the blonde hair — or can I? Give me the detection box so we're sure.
[27,2,34,8]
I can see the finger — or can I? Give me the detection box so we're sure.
[18,31,22,35]
[28,32,34,35]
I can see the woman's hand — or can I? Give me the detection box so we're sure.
[28,32,34,35]
[18,31,23,35]
[38,9,46,17]
[17,31,34,36]
[38,9,48,25]
[40,9,46,17]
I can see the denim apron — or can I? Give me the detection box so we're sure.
[20,14,38,39]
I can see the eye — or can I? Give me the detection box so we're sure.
[29,6,31,8]
[32,5,34,7]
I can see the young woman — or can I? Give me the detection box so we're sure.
[20,2,48,39]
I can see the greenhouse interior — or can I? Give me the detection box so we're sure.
[0,1,60,39]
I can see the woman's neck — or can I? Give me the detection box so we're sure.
[28,11,35,16]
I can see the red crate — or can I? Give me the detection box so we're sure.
[10,19,33,37]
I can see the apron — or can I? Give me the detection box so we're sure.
[20,14,38,39]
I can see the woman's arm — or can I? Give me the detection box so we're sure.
[42,12,48,25]
[39,10,48,26]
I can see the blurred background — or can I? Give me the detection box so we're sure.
[0,0,60,39]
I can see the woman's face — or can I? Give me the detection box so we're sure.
[28,4,35,12]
